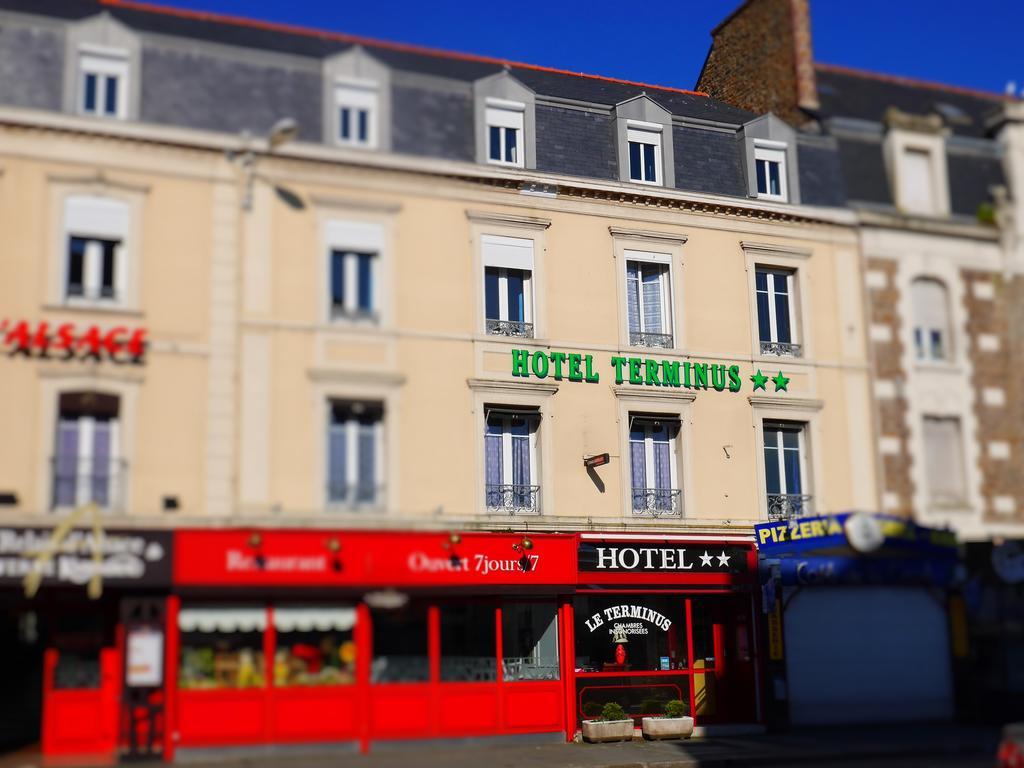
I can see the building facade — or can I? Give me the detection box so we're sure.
[698,0,1024,726]
[0,0,886,758]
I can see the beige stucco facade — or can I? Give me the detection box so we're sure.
[0,107,879,533]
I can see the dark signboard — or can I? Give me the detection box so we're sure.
[0,527,172,589]
[578,541,749,575]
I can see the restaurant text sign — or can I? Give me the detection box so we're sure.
[1,319,147,362]
[511,348,790,392]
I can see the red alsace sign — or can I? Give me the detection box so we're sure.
[1,319,147,361]
[173,530,578,588]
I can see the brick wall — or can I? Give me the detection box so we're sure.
[866,258,915,515]
[963,270,1024,523]
[696,0,816,126]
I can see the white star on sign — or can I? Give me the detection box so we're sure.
[699,551,713,567]
[716,551,730,567]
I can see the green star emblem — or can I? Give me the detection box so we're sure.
[772,371,790,392]
[750,370,768,391]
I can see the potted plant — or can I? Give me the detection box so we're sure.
[642,699,694,740]
[581,702,634,743]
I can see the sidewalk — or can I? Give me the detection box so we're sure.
[1,724,1000,768]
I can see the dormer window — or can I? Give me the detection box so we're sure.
[335,80,378,149]
[485,100,525,167]
[78,46,128,119]
[898,148,937,215]
[754,141,788,202]
[627,124,663,185]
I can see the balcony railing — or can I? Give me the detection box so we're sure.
[327,483,385,509]
[766,493,814,521]
[51,457,127,511]
[760,340,803,357]
[65,285,119,303]
[486,319,534,338]
[630,331,673,349]
[631,487,682,518]
[485,484,541,516]
[330,306,379,323]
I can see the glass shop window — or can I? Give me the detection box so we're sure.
[371,603,429,683]
[177,607,266,690]
[51,613,109,690]
[273,606,356,687]
[440,602,497,682]
[501,602,559,681]
[573,595,687,673]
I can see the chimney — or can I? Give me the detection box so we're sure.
[696,0,819,126]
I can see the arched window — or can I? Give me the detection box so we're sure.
[910,278,951,361]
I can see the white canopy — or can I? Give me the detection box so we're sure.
[272,607,356,632]
[178,607,267,633]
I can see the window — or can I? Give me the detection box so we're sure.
[755,267,800,356]
[64,196,128,304]
[178,607,266,690]
[441,603,496,682]
[486,102,524,167]
[335,81,378,148]
[330,250,377,320]
[52,392,121,510]
[484,408,540,515]
[626,254,672,348]
[627,127,662,185]
[502,602,559,681]
[911,277,951,361]
[573,595,688,674]
[629,416,681,517]
[763,421,810,520]
[327,401,383,507]
[371,603,428,683]
[482,234,534,337]
[899,148,936,215]
[272,607,356,687]
[922,416,966,507]
[754,145,787,201]
[78,49,127,119]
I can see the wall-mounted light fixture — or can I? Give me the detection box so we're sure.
[583,453,610,469]
[512,536,534,572]
[442,532,463,568]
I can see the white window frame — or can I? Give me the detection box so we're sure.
[762,421,808,497]
[626,121,663,186]
[754,141,788,202]
[78,45,128,120]
[921,415,967,509]
[63,196,129,307]
[628,417,680,492]
[481,234,534,332]
[624,249,673,346]
[327,402,385,509]
[910,277,951,363]
[899,147,937,216]
[334,79,379,149]
[485,99,526,168]
[755,266,798,345]
[324,220,383,324]
[487,411,539,489]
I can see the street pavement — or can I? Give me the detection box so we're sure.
[0,723,1001,768]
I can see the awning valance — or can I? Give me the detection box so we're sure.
[178,607,267,633]
[272,607,356,632]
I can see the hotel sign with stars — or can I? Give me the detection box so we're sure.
[511,349,789,393]
[578,542,749,574]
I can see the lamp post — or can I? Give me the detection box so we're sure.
[227,117,298,211]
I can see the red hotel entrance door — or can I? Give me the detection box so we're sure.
[42,645,121,759]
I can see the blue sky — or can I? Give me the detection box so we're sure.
[155,0,1021,96]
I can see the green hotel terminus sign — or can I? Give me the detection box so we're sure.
[511,348,790,393]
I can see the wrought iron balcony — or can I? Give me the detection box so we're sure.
[327,483,385,509]
[766,493,814,521]
[631,487,683,518]
[760,340,803,357]
[630,331,673,349]
[330,306,379,323]
[51,457,127,511]
[486,319,534,338]
[485,484,541,516]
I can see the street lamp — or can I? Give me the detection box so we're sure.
[227,116,299,211]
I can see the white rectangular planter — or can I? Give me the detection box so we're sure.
[581,719,634,743]
[641,715,694,740]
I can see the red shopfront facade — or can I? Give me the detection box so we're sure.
[33,528,763,761]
